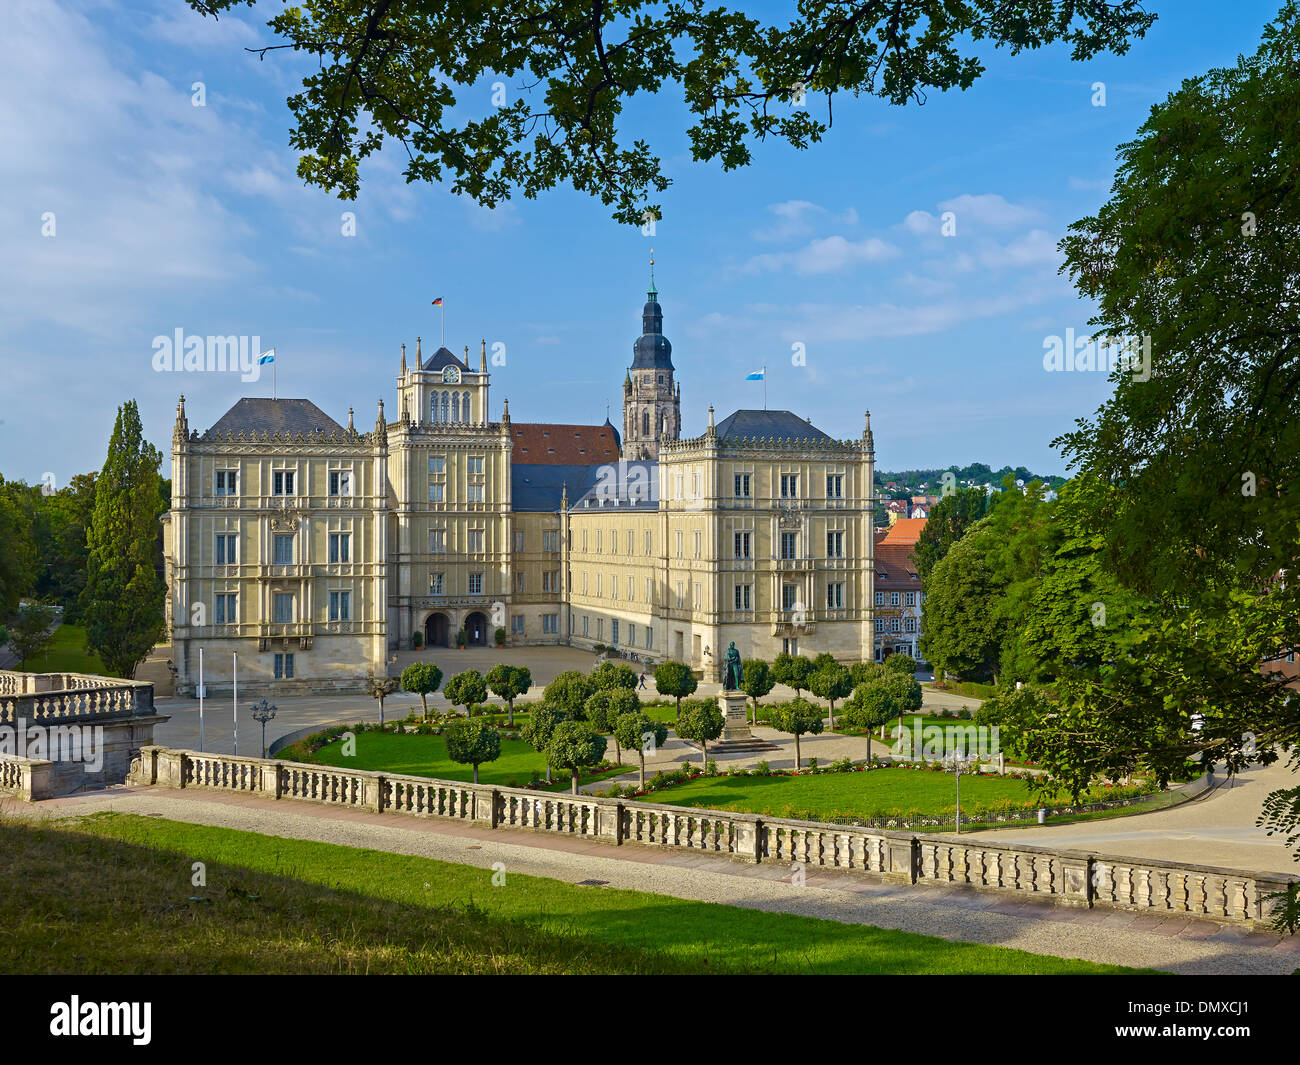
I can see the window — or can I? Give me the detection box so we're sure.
[596,574,603,597]
[780,473,798,498]
[542,570,559,593]
[272,470,295,496]
[734,531,751,558]
[215,533,237,566]
[511,615,524,635]
[468,530,485,553]
[627,576,635,600]
[780,532,798,559]
[610,619,619,646]
[595,530,602,552]
[597,618,604,640]
[273,534,294,565]
[628,625,636,647]
[782,584,799,611]
[273,593,294,623]
[826,474,843,499]
[215,470,238,496]
[462,393,471,422]
[214,593,236,624]
[826,582,844,609]
[582,615,589,637]
[542,614,558,634]
[644,531,652,555]
[329,590,351,621]
[875,618,886,633]
[430,572,444,594]
[642,410,650,435]
[274,653,294,679]
[515,573,525,592]
[675,531,683,557]
[693,531,702,558]
[428,484,444,503]
[467,484,485,502]
[328,470,352,496]
[645,627,653,649]
[905,591,916,607]
[468,572,483,595]
[626,530,634,554]
[514,531,525,551]
[675,581,684,608]
[428,456,445,474]
[890,617,901,632]
[734,584,752,611]
[440,393,450,423]
[875,591,885,607]
[826,531,843,558]
[430,529,446,553]
[890,592,900,607]
[328,533,350,564]
[645,577,653,602]
[734,473,750,497]
[468,456,484,474]
[905,617,917,633]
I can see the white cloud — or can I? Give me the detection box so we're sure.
[743,234,897,276]
[938,193,1043,229]
[148,3,260,49]
[752,199,825,242]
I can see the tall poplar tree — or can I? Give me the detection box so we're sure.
[81,400,166,678]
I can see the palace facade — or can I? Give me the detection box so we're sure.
[163,281,878,694]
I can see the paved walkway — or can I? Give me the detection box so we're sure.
[6,785,1296,974]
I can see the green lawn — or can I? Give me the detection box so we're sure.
[15,624,107,674]
[0,812,1143,974]
[647,766,1145,826]
[282,729,628,791]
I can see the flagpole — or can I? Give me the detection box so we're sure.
[764,364,767,410]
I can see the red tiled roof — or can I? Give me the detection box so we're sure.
[880,517,927,545]
[875,542,921,587]
[512,423,619,465]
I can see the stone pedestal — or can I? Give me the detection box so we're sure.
[718,691,751,740]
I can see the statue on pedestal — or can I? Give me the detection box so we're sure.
[722,641,743,691]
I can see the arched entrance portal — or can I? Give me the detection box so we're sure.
[464,611,489,647]
[424,612,450,648]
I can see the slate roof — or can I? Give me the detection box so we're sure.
[511,422,620,464]
[714,409,833,443]
[569,459,659,511]
[205,398,343,436]
[511,464,604,512]
[421,345,469,372]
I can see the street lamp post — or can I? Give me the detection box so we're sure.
[251,699,277,759]
[944,751,977,834]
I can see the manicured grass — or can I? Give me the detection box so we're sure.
[283,729,627,791]
[15,624,106,674]
[647,766,1146,825]
[0,813,1143,974]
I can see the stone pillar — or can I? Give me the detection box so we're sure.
[718,691,751,740]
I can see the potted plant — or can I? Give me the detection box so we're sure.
[494,626,507,647]
[454,628,468,649]
[411,631,423,651]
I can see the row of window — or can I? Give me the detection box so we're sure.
[729,583,846,611]
[430,391,473,423]
[208,591,354,624]
[875,591,921,607]
[875,617,918,633]
[574,614,654,649]
[214,532,353,566]
[731,473,845,499]
[213,469,355,497]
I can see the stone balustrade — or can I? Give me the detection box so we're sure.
[0,670,154,726]
[120,745,1296,928]
[0,754,53,801]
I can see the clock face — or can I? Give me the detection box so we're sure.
[442,367,460,383]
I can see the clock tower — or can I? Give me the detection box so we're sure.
[622,253,681,461]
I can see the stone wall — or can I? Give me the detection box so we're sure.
[125,745,1297,928]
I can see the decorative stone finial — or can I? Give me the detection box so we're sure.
[480,338,487,373]
[347,407,355,431]
[416,336,422,361]
[400,343,407,375]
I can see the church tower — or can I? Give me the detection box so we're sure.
[622,252,680,461]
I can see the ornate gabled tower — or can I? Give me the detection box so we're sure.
[622,251,680,461]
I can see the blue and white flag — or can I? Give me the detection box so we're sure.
[257,349,276,365]
[745,369,764,381]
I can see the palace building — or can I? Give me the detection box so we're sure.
[162,278,878,694]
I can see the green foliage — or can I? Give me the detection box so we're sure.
[740,659,774,721]
[485,664,532,725]
[545,721,608,792]
[443,670,487,714]
[914,487,988,585]
[676,698,724,763]
[544,670,597,718]
[884,653,917,676]
[879,671,923,713]
[493,626,507,645]
[653,660,697,711]
[584,687,639,732]
[849,661,885,687]
[184,1,1153,226]
[615,711,669,786]
[769,696,825,769]
[520,704,567,754]
[844,683,899,761]
[400,662,443,721]
[807,663,852,727]
[0,477,38,615]
[591,660,638,691]
[80,400,166,678]
[6,603,57,666]
[442,718,503,782]
[771,652,813,695]
[811,652,837,671]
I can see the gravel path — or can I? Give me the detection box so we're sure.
[7,785,1298,975]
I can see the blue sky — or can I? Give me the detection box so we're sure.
[0,0,1283,484]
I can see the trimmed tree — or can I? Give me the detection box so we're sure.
[81,399,166,678]
[884,652,917,676]
[614,711,668,788]
[771,652,814,697]
[444,669,487,717]
[485,663,532,726]
[520,703,566,783]
[591,660,638,691]
[366,674,400,725]
[544,670,597,719]
[740,659,775,725]
[881,671,923,737]
[7,603,57,668]
[844,683,899,762]
[849,660,885,687]
[442,718,501,784]
[676,697,723,767]
[653,660,697,715]
[584,687,639,761]
[770,697,825,770]
[546,721,608,795]
[808,663,853,730]
[400,661,443,721]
